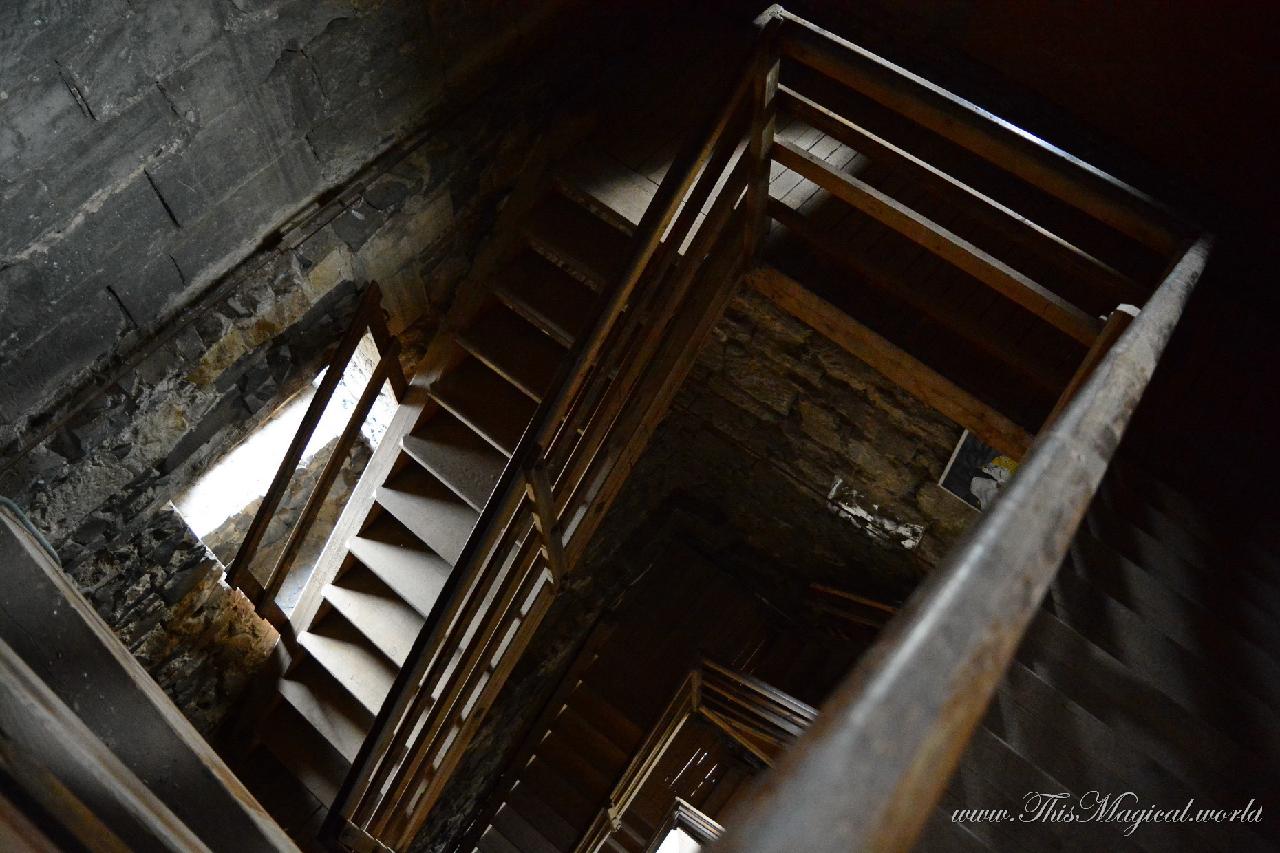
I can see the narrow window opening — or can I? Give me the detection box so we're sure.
[174,334,397,613]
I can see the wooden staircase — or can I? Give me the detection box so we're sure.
[476,677,648,853]
[912,456,1280,852]
[242,180,633,817]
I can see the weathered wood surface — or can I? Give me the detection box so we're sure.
[0,506,297,852]
[1043,304,1138,429]
[776,86,1146,306]
[228,283,384,599]
[0,637,209,852]
[706,236,1210,853]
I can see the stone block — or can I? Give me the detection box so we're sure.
[167,139,323,285]
[147,92,316,226]
[0,0,131,92]
[159,391,249,475]
[331,201,387,252]
[58,0,226,121]
[0,287,130,430]
[108,255,187,330]
[0,67,96,175]
[0,87,186,256]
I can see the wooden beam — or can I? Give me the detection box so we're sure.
[773,138,1102,345]
[1042,305,1138,429]
[766,196,1063,397]
[743,14,782,260]
[774,9,1185,256]
[750,266,1033,458]
[776,87,1146,307]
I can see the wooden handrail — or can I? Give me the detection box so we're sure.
[775,85,1145,306]
[772,137,1103,344]
[704,236,1211,853]
[771,5,1187,255]
[227,282,405,615]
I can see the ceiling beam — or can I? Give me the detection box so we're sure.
[772,138,1102,345]
[749,265,1033,458]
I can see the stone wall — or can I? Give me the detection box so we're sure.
[64,503,277,734]
[0,0,578,456]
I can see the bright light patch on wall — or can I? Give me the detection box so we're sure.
[655,827,702,853]
[175,334,396,539]
[826,477,924,550]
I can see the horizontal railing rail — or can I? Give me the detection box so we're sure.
[226,283,406,621]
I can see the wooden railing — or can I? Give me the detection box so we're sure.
[696,8,1212,853]
[576,660,817,853]
[321,6,1208,850]
[226,283,407,620]
[325,44,768,852]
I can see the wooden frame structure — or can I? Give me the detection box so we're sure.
[304,6,1207,851]
[575,660,816,853]
[323,45,763,852]
[226,283,407,619]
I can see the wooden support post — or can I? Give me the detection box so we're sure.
[525,462,566,583]
[257,357,393,616]
[743,8,782,260]
[364,285,408,401]
[1042,305,1139,429]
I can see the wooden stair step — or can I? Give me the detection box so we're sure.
[278,657,374,763]
[497,249,598,347]
[456,302,567,401]
[349,514,453,617]
[539,726,613,797]
[402,410,507,513]
[324,565,426,666]
[506,781,579,852]
[477,827,521,853]
[492,802,561,853]
[300,612,399,716]
[572,681,645,749]
[376,464,479,566]
[525,190,631,289]
[429,357,537,457]
[521,756,596,829]
[555,704,629,768]
[259,701,349,806]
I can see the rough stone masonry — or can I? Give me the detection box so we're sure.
[0,0,606,733]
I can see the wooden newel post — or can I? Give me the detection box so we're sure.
[1043,304,1139,430]
[744,6,783,260]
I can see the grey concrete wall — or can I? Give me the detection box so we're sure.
[0,0,570,455]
